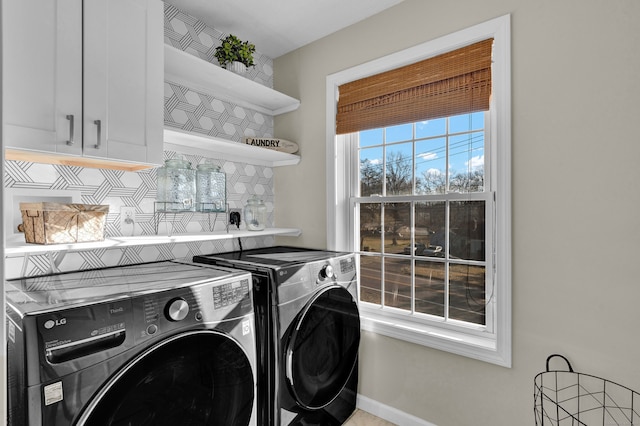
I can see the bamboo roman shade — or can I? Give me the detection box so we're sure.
[336,38,494,134]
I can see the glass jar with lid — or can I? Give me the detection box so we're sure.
[196,160,226,212]
[243,195,267,231]
[156,156,195,212]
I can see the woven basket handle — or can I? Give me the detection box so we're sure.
[546,354,574,372]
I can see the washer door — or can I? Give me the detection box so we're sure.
[285,286,360,410]
[77,330,254,426]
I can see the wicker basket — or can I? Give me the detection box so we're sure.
[19,203,109,244]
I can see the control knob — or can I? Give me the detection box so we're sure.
[319,264,334,280]
[166,298,189,322]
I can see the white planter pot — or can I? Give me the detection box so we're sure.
[227,61,247,75]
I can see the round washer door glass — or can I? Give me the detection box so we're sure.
[286,286,360,409]
[78,331,254,426]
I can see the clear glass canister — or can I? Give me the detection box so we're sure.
[196,160,226,212]
[156,156,195,211]
[243,196,267,231]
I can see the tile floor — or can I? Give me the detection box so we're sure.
[344,409,397,425]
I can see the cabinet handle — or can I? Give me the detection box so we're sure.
[66,115,74,146]
[93,119,101,149]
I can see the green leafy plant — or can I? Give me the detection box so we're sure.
[214,34,256,68]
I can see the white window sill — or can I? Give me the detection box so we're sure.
[359,303,510,367]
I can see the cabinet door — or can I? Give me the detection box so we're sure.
[83,0,163,165]
[3,0,83,155]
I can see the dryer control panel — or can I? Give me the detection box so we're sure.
[277,254,358,306]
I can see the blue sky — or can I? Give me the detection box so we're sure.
[359,112,485,186]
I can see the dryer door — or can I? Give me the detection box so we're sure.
[285,286,360,410]
[76,330,254,426]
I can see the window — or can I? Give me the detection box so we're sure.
[357,114,490,323]
[326,15,511,366]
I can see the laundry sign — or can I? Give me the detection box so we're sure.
[244,137,298,154]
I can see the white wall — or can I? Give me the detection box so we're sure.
[274,0,640,424]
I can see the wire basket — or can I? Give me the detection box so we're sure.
[534,354,640,425]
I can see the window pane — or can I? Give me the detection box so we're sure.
[359,203,381,253]
[383,202,410,255]
[360,128,383,147]
[416,137,446,194]
[415,260,445,317]
[449,132,484,193]
[386,123,412,143]
[449,112,483,133]
[385,143,413,195]
[383,257,411,311]
[416,118,446,139]
[359,255,382,305]
[449,264,486,325]
[360,147,383,196]
[416,201,445,258]
[450,201,485,261]
[470,112,484,130]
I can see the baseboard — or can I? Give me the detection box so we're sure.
[356,394,437,426]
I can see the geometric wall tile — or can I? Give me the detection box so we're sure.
[164,77,275,143]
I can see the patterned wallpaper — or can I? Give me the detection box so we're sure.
[164,81,274,143]
[164,3,274,89]
[164,4,275,143]
[3,3,282,279]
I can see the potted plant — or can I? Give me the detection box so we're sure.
[214,34,256,74]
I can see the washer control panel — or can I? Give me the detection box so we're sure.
[32,271,253,367]
[212,279,250,309]
[138,276,252,339]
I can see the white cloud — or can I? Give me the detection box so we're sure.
[466,155,484,171]
[418,152,438,161]
[368,158,382,165]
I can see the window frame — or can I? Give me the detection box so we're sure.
[326,15,511,367]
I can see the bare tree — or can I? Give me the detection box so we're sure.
[420,168,484,194]
[360,159,383,196]
[386,151,412,195]
[420,169,446,194]
[449,168,484,192]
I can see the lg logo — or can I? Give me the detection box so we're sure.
[44,318,67,329]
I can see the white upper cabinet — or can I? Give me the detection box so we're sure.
[3,0,164,168]
[83,0,164,165]
[3,0,83,155]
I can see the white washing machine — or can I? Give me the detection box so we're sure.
[6,260,258,426]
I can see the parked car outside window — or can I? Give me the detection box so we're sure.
[403,242,426,255]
